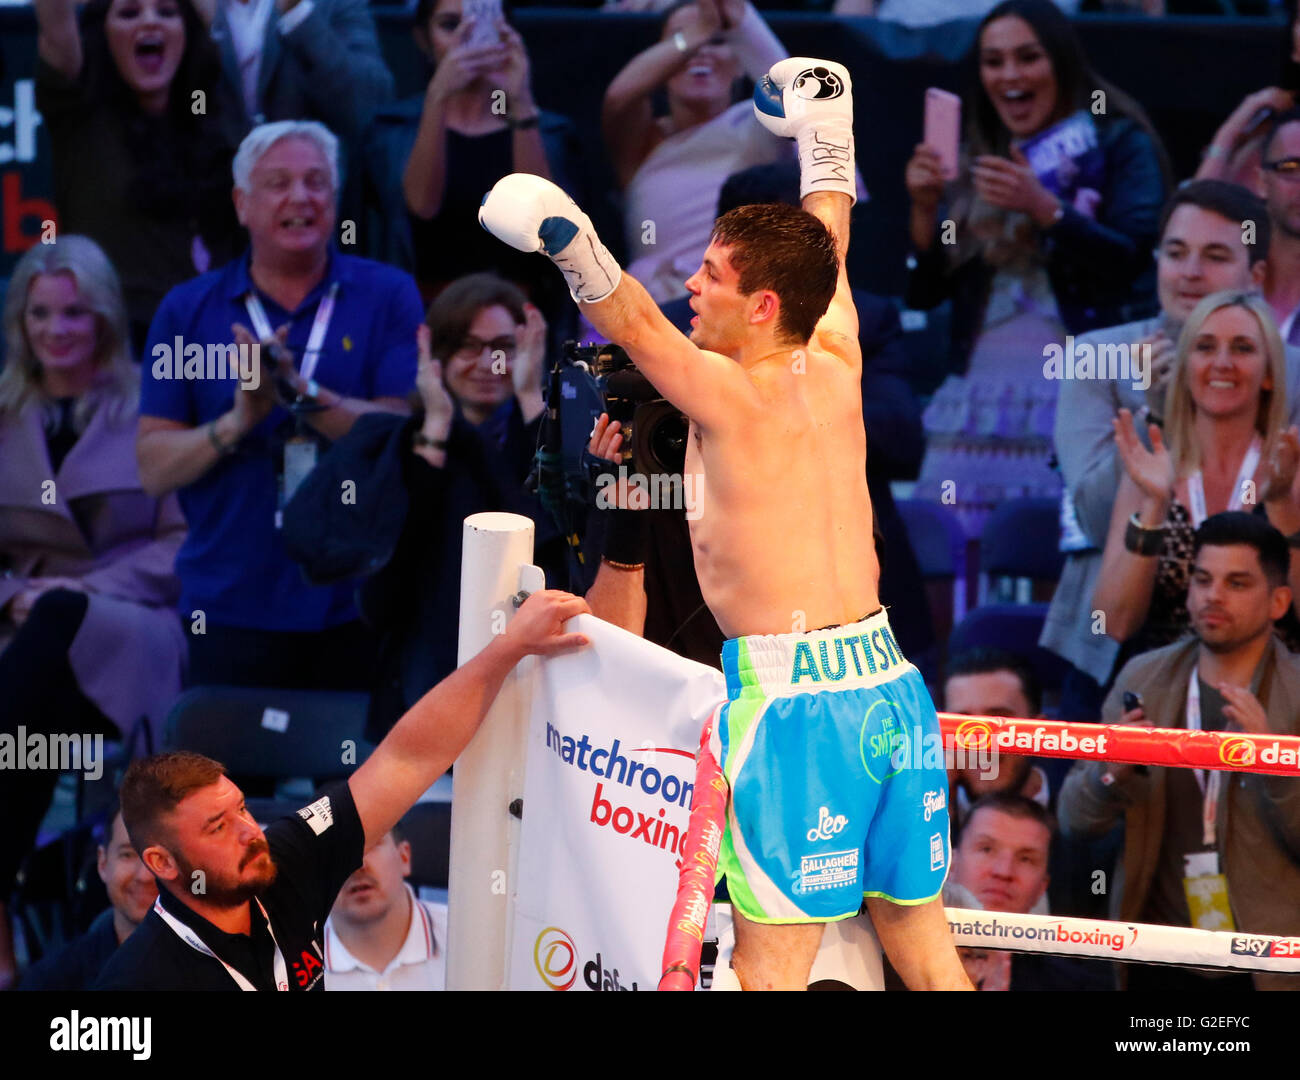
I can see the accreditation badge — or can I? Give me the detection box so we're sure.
[275,431,318,528]
[282,436,317,503]
[1182,852,1234,932]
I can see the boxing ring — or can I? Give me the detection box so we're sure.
[444,513,1300,990]
[659,712,1300,989]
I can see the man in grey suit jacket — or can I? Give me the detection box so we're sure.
[194,0,394,149]
[1044,180,1300,695]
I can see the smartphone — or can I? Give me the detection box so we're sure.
[924,87,962,181]
[1122,691,1143,713]
[464,0,503,48]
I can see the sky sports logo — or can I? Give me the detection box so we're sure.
[1230,935,1300,958]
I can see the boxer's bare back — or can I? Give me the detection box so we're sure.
[582,190,877,640]
[682,334,878,639]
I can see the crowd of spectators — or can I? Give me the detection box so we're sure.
[2,0,1300,992]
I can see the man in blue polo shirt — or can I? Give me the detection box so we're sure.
[137,120,421,690]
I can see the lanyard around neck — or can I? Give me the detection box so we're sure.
[1186,437,1261,528]
[243,281,339,383]
[154,896,289,991]
[1185,668,1221,849]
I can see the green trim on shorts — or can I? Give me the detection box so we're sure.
[714,671,771,920]
[862,889,943,906]
[726,905,861,927]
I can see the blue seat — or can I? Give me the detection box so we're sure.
[163,686,374,783]
[980,497,1066,603]
[947,603,1071,697]
[898,498,969,626]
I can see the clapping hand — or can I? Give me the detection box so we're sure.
[416,324,455,439]
[1261,425,1300,506]
[1113,407,1174,506]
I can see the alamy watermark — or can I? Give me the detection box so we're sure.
[0,728,103,780]
[891,725,1001,782]
[151,337,261,390]
[1042,336,1151,391]
[595,467,702,521]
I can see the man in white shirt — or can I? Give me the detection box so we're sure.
[323,824,447,991]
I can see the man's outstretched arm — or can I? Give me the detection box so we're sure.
[754,58,860,350]
[479,174,747,429]
[349,590,590,850]
[803,190,859,346]
[581,275,748,429]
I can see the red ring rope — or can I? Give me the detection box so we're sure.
[659,706,727,991]
[659,709,1300,990]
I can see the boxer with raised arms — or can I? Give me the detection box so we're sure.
[481,58,970,991]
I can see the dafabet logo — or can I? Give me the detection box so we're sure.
[534,926,578,991]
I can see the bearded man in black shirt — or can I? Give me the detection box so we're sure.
[96,590,588,991]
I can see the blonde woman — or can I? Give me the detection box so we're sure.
[1095,290,1300,659]
[0,237,186,986]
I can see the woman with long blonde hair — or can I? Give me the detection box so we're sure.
[0,235,138,425]
[0,236,186,988]
[1095,289,1300,659]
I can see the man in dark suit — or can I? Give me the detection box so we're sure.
[18,805,157,991]
[192,0,394,149]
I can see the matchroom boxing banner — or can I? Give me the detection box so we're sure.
[509,616,726,991]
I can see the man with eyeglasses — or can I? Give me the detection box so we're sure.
[136,120,422,695]
[1257,107,1300,341]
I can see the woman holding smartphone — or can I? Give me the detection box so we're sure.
[903,0,1168,536]
[368,0,580,326]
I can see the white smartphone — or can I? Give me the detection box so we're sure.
[464,0,503,48]
[924,87,962,181]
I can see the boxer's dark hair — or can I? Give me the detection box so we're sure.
[709,204,839,344]
[120,751,227,854]
[424,272,528,363]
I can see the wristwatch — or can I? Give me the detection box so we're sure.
[1125,512,1166,556]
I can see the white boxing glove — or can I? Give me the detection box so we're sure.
[753,58,856,205]
[479,174,622,303]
